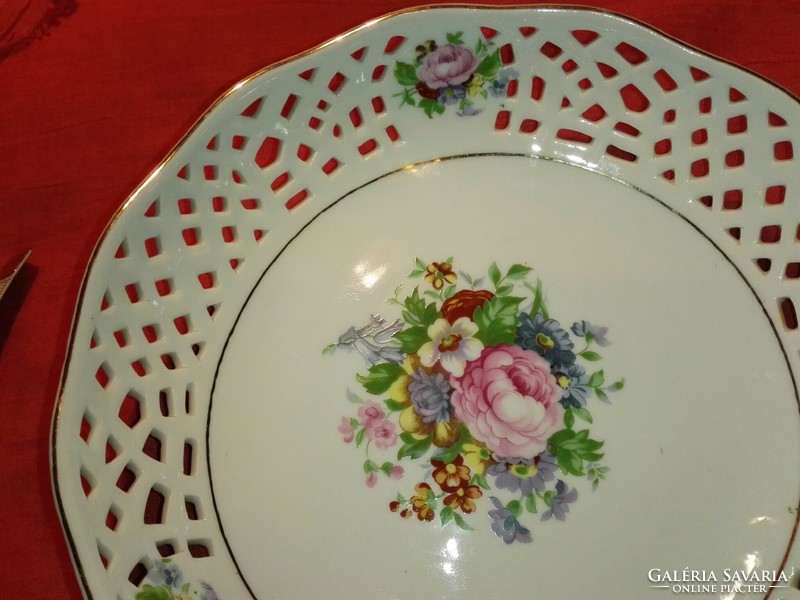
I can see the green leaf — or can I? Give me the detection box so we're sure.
[380,462,394,475]
[556,449,585,476]
[394,326,429,354]
[135,585,173,600]
[452,512,476,532]
[400,432,417,444]
[564,408,575,429]
[384,398,406,412]
[542,490,555,507]
[349,417,360,429]
[580,350,602,361]
[443,284,457,299]
[582,451,605,462]
[528,279,549,320]
[495,284,513,296]
[595,388,609,402]
[506,264,533,279]
[419,97,445,118]
[548,428,604,467]
[364,459,378,473]
[440,506,455,526]
[488,262,502,287]
[574,407,593,424]
[471,473,491,490]
[507,499,522,518]
[587,370,605,388]
[355,427,367,447]
[415,257,427,270]
[394,61,418,86]
[401,287,440,328]
[356,363,406,395]
[446,31,464,45]
[408,269,424,278]
[476,49,501,78]
[610,378,625,391]
[525,493,538,514]
[397,433,433,461]
[473,295,524,346]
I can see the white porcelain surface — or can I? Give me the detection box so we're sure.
[213,156,799,598]
[52,6,800,599]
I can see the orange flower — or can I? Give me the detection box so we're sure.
[444,484,483,514]
[410,483,436,522]
[424,261,457,290]
[431,455,471,491]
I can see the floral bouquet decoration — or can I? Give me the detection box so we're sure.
[326,259,623,544]
[394,32,519,117]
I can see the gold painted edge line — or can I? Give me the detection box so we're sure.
[0,249,31,302]
[206,152,800,599]
[50,5,800,598]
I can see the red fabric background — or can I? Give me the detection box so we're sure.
[0,1,798,597]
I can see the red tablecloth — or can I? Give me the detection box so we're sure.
[1,1,798,596]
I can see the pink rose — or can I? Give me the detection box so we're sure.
[358,402,385,427]
[366,418,398,450]
[416,44,479,88]
[450,345,564,459]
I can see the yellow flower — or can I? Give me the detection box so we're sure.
[463,442,493,476]
[465,74,486,96]
[424,261,457,290]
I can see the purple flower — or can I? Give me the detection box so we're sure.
[555,363,591,409]
[486,451,558,496]
[416,44,479,88]
[408,368,453,423]
[488,496,532,544]
[541,480,578,521]
[571,320,610,347]
[516,312,576,369]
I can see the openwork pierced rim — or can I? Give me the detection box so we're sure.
[52,5,800,599]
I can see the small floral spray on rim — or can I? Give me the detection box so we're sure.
[135,560,220,600]
[326,258,624,545]
[394,32,519,117]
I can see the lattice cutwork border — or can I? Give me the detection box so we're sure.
[53,6,800,598]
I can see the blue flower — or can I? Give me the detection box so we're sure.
[516,312,576,369]
[555,363,591,409]
[541,480,578,521]
[571,320,610,347]
[458,102,482,116]
[408,368,453,423]
[437,84,466,105]
[488,68,519,97]
[149,560,183,589]
[488,496,532,544]
[487,452,557,496]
